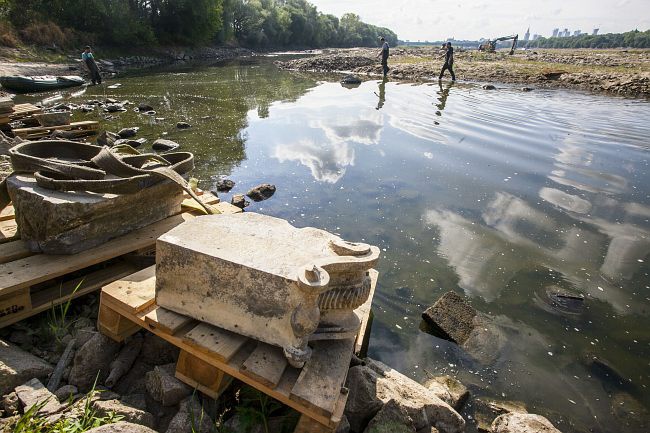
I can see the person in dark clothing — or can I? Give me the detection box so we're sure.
[377,37,389,77]
[82,46,102,85]
[438,42,456,81]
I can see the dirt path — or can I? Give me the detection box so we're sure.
[277,48,650,97]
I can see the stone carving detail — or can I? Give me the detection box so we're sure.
[155,213,380,367]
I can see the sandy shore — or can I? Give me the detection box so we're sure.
[277,47,650,97]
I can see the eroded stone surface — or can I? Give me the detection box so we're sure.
[69,333,121,391]
[145,363,192,406]
[421,291,477,344]
[155,213,379,363]
[0,339,53,396]
[424,376,469,411]
[93,399,156,428]
[345,359,465,433]
[6,174,183,254]
[86,421,158,433]
[491,413,562,433]
[15,378,62,416]
[363,399,416,433]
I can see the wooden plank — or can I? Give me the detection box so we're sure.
[182,322,249,363]
[0,219,17,242]
[240,342,288,389]
[0,205,14,222]
[101,266,156,314]
[0,287,31,326]
[0,212,193,297]
[293,414,336,433]
[12,121,99,137]
[144,306,193,335]
[175,349,232,399]
[353,269,378,356]
[0,261,138,329]
[97,303,140,342]
[0,241,32,264]
[289,338,355,419]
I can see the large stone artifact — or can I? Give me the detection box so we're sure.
[3,140,210,254]
[155,213,380,367]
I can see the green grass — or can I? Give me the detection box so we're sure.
[13,381,123,433]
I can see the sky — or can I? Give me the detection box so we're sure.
[308,0,650,41]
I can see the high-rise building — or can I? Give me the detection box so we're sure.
[524,27,530,41]
[573,30,582,36]
[552,28,559,38]
[592,28,599,35]
[563,29,570,37]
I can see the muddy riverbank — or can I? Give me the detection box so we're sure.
[277,47,650,96]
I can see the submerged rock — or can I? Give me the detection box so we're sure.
[491,413,561,433]
[138,103,154,112]
[246,183,276,201]
[472,398,527,432]
[152,138,180,152]
[424,376,469,411]
[215,178,235,192]
[482,84,497,90]
[341,74,362,84]
[176,121,191,129]
[231,194,249,209]
[421,291,477,344]
[118,127,139,138]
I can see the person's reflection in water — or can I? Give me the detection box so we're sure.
[435,80,454,116]
[375,77,388,110]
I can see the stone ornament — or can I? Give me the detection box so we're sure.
[155,213,380,367]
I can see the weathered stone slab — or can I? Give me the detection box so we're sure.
[421,291,477,344]
[0,339,53,396]
[6,174,183,254]
[155,213,379,366]
[424,375,469,411]
[15,378,62,415]
[491,413,562,433]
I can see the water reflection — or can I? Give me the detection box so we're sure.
[435,81,453,115]
[375,77,387,110]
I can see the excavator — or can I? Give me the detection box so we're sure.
[478,34,519,55]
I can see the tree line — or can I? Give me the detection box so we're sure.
[0,0,398,49]
[525,29,650,49]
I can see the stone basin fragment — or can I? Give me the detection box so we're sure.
[155,213,380,367]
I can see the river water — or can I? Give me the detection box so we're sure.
[18,57,650,432]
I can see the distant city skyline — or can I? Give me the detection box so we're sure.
[308,0,649,42]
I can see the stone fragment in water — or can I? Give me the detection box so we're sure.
[341,74,362,84]
[118,127,139,138]
[138,103,154,112]
[482,84,496,90]
[0,339,53,396]
[6,174,183,254]
[472,398,527,432]
[152,138,180,151]
[491,412,561,433]
[246,183,276,201]
[424,375,469,411]
[421,291,477,345]
[155,213,379,366]
[521,87,534,92]
[215,178,235,192]
[176,121,191,129]
[231,193,249,209]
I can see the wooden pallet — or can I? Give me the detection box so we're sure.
[0,103,42,125]
[0,191,240,328]
[12,120,100,139]
[98,268,378,433]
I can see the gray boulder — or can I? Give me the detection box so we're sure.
[68,333,120,391]
[138,103,154,112]
[363,399,415,433]
[152,139,180,152]
[215,179,235,192]
[118,127,139,138]
[473,398,527,432]
[491,413,561,433]
[422,291,477,344]
[54,384,79,402]
[346,359,465,433]
[85,421,158,433]
[166,396,214,433]
[482,84,497,90]
[145,363,192,406]
[93,399,155,428]
[15,378,62,416]
[336,415,351,433]
[176,122,191,129]
[2,391,19,416]
[0,339,53,396]
[424,376,469,411]
[246,183,276,202]
[231,194,249,209]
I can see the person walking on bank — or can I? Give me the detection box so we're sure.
[438,42,456,81]
[82,46,102,85]
[377,37,390,77]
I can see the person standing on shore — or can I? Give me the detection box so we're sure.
[82,46,102,85]
[438,42,456,81]
[377,37,390,77]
